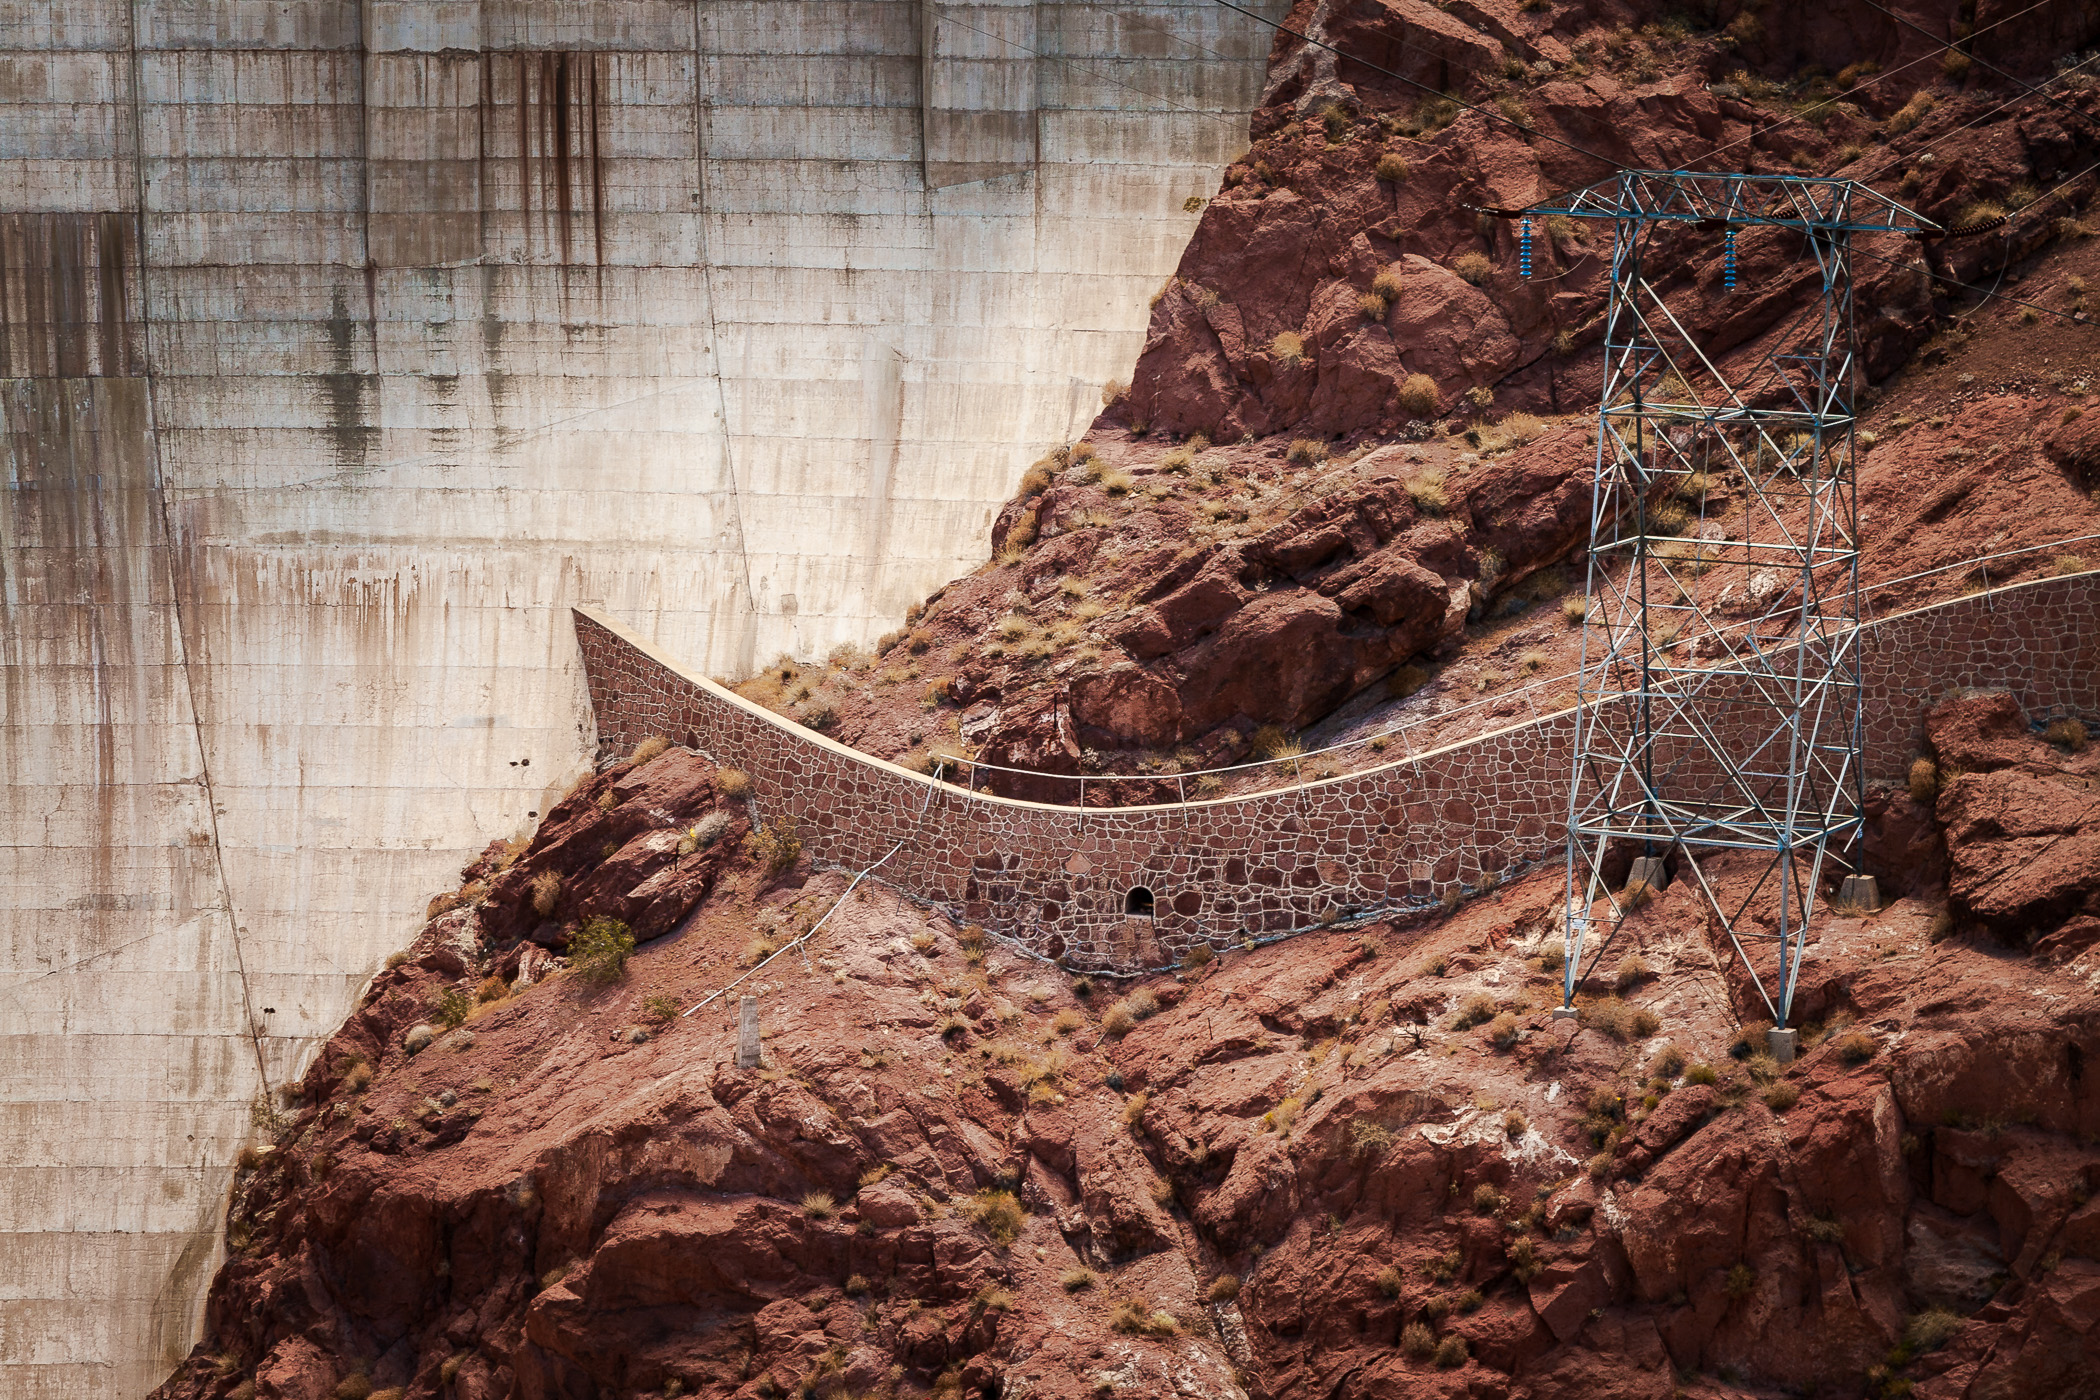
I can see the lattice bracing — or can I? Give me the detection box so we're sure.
[1531,173,1929,1027]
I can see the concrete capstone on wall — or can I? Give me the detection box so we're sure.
[575,572,2100,970]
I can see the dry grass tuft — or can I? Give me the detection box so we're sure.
[1270,330,1306,365]
[1908,756,1940,803]
[1376,152,1410,182]
[1833,1030,1877,1064]
[1109,1294,1181,1337]
[1398,373,1439,418]
[1062,1267,1098,1293]
[716,767,752,800]
[530,869,561,918]
[964,1188,1026,1247]
[629,735,670,765]
[1452,252,1492,285]
[2046,717,2089,752]
[801,1190,836,1218]
[1404,468,1449,514]
[1614,953,1652,990]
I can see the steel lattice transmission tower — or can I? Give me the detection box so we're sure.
[1519,173,1931,1033]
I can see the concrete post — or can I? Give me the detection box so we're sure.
[1838,874,1881,912]
[737,996,762,1069]
[1767,1027,1799,1065]
[1627,855,1669,891]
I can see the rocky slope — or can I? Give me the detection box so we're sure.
[723,0,2100,800]
[157,691,2100,1400]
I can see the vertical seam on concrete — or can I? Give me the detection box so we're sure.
[125,0,272,1099]
[692,0,759,673]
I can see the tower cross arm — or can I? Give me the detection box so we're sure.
[1520,171,1936,234]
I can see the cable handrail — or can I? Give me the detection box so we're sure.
[911,533,2100,796]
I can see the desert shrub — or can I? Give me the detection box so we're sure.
[1486,1012,1520,1051]
[1434,1335,1469,1368]
[1398,373,1440,417]
[801,1190,836,1218]
[1109,1294,1179,1336]
[1508,1236,1541,1281]
[1452,252,1491,285]
[716,767,752,799]
[1101,1003,1136,1037]
[1615,953,1652,989]
[1404,469,1450,515]
[569,916,635,985]
[1834,1030,1877,1064]
[1473,1183,1506,1215]
[1063,1267,1098,1292]
[1724,1262,1756,1298]
[965,1189,1025,1247]
[1503,1108,1529,1139]
[1184,943,1214,969]
[1351,1119,1395,1157]
[1619,878,1655,910]
[679,811,733,856]
[1908,757,1939,802]
[1262,1095,1303,1135]
[334,1378,373,1400]
[1359,291,1389,319]
[1373,266,1404,302]
[629,735,670,765]
[1580,996,1656,1041]
[2047,717,2089,752]
[642,993,679,1023]
[1952,198,2006,230]
[1376,152,1410,182]
[1763,1081,1800,1110]
[1886,90,1935,135]
[744,822,802,875]
[434,986,473,1029]
[530,869,562,918]
[1654,1041,1687,1077]
[1122,1090,1150,1133]
[1209,1273,1241,1302]
[1375,1265,1404,1298]
[1402,1321,1436,1357]
[1287,437,1329,464]
[1270,330,1306,365]
[1684,1061,1718,1085]
[342,1060,374,1093]
[1451,993,1499,1030]
[1906,1307,1962,1352]
[1052,1008,1083,1037]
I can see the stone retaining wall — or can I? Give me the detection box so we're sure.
[575,573,2100,971]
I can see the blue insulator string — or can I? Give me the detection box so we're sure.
[1519,217,1533,277]
[1723,227,1737,291]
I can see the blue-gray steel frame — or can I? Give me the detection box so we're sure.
[1527,173,1930,1026]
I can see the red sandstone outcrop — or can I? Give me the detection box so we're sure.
[156,705,2100,1399]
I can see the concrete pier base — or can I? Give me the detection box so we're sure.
[1838,874,1882,912]
[1768,1027,1800,1064]
[737,996,763,1070]
[1627,856,1670,891]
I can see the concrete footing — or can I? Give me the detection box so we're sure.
[1838,874,1882,912]
[1768,1027,1799,1065]
[1628,855,1670,891]
[1552,1007,1581,1021]
[737,996,762,1069]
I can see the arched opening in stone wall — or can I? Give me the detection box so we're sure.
[1124,886,1155,917]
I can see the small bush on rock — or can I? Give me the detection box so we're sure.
[1434,1335,1470,1368]
[1110,1294,1180,1336]
[965,1189,1025,1247]
[1062,1268,1097,1293]
[715,767,752,800]
[1834,1030,1877,1064]
[1615,953,1652,989]
[1452,252,1491,284]
[629,735,669,765]
[1375,1266,1404,1298]
[800,1191,835,1219]
[569,916,635,985]
[1763,1081,1800,1110]
[1209,1274,1240,1302]
[1401,1322,1436,1358]
[1451,993,1498,1030]
[1376,152,1410,182]
[1398,374,1440,418]
[531,869,562,918]
[1906,1307,1962,1352]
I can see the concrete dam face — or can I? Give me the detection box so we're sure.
[0,3,1277,1392]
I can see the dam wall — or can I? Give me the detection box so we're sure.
[574,573,2100,969]
[0,3,1279,1393]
